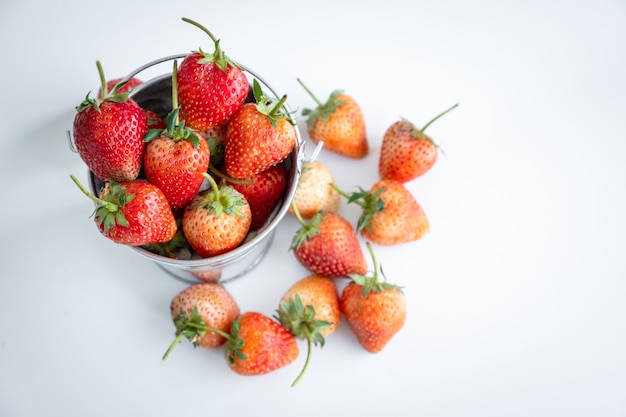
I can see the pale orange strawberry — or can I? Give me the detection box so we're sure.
[333,179,429,245]
[298,78,368,159]
[288,161,340,219]
[276,274,340,387]
[340,243,406,353]
[182,173,251,257]
[163,282,240,359]
[379,104,458,183]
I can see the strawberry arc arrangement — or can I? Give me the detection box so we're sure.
[68,17,457,388]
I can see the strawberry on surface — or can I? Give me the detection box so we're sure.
[340,243,407,353]
[298,78,368,159]
[290,207,367,278]
[70,175,177,246]
[163,283,240,360]
[224,80,296,179]
[333,179,430,245]
[287,161,340,220]
[226,163,287,231]
[226,312,299,376]
[177,18,249,131]
[143,64,211,211]
[182,173,251,258]
[379,104,458,183]
[73,61,148,182]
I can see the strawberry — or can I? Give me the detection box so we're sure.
[340,242,406,353]
[333,179,429,245]
[225,312,299,376]
[224,79,296,179]
[177,18,249,130]
[226,163,287,231]
[182,173,251,257]
[143,65,211,211]
[379,103,458,183]
[287,161,340,220]
[163,282,240,360]
[97,76,143,96]
[290,208,367,277]
[70,174,177,246]
[298,78,368,159]
[73,61,148,182]
[278,274,340,338]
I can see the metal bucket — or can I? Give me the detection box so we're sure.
[72,54,306,284]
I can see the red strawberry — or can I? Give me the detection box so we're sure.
[182,173,251,257]
[379,104,458,183]
[177,18,249,130]
[288,161,340,220]
[225,312,299,376]
[73,61,148,182]
[143,67,211,211]
[97,76,143,96]
[70,174,177,246]
[340,243,407,353]
[225,163,287,231]
[290,209,367,277]
[163,282,240,360]
[333,179,430,245]
[298,78,368,159]
[224,80,296,179]
[276,275,339,386]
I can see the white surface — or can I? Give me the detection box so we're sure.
[1,1,625,416]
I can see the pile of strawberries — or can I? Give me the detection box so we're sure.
[70,17,457,387]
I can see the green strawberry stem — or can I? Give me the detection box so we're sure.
[171,60,179,121]
[292,338,313,388]
[182,17,218,44]
[330,183,385,233]
[296,78,323,107]
[69,174,118,212]
[208,164,254,185]
[96,61,107,101]
[421,103,459,132]
[162,316,232,361]
[268,94,288,119]
[289,200,323,248]
[349,242,403,297]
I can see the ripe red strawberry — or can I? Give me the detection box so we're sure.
[290,209,367,277]
[333,179,430,245]
[287,161,340,220]
[276,275,339,387]
[340,243,406,353]
[143,68,211,211]
[182,173,251,257]
[379,103,458,182]
[97,76,143,96]
[73,61,148,182]
[298,78,368,159]
[225,312,299,376]
[162,282,240,360]
[224,80,296,179]
[226,163,287,231]
[70,174,177,246]
[177,18,249,130]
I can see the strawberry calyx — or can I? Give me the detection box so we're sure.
[289,201,322,249]
[348,242,404,298]
[297,78,346,130]
[142,219,188,258]
[275,294,331,387]
[76,61,130,113]
[162,306,233,360]
[331,183,385,233]
[252,79,294,128]
[70,174,134,234]
[192,173,247,218]
[224,316,248,365]
[182,17,240,73]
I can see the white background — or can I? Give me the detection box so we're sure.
[1,1,625,416]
